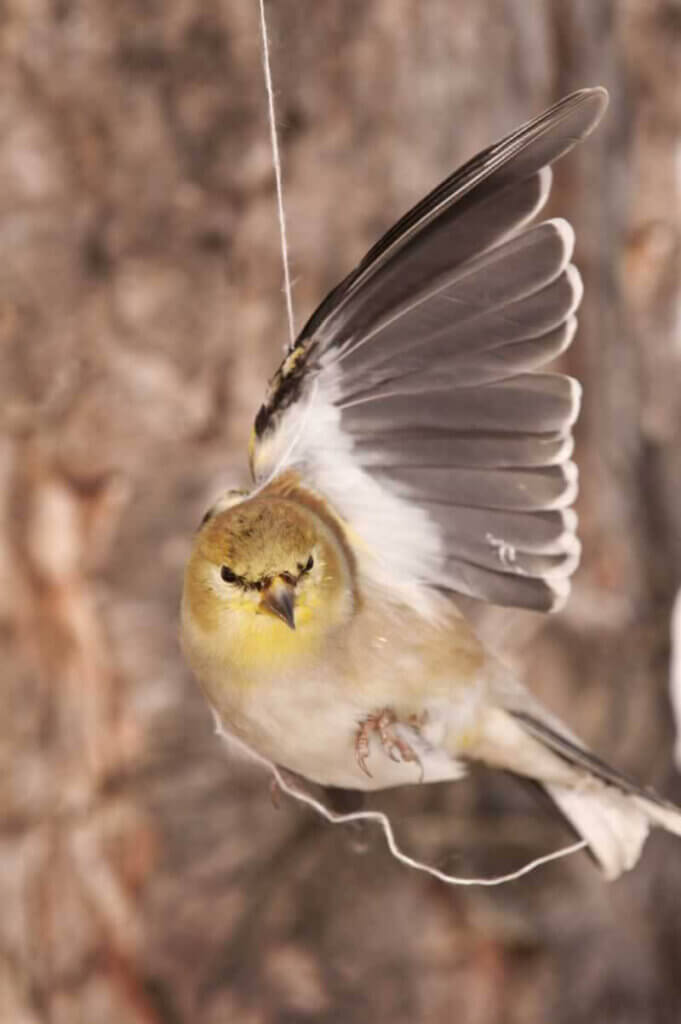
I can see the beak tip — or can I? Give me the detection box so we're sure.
[261,581,296,631]
[279,597,296,631]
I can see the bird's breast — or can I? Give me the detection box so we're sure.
[186,596,487,791]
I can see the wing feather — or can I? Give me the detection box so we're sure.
[352,429,574,469]
[343,374,580,435]
[439,559,568,610]
[434,506,578,553]
[323,171,553,353]
[251,89,609,613]
[337,262,583,393]
[388,463,577,512]
[295,89,607,346]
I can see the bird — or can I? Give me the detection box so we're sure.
[181,87,681,880]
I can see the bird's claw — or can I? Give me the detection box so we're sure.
[356,723,372,777]
[355,709,422,778]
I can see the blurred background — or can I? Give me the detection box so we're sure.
[2,1,681,1021]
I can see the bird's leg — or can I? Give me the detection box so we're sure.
[355,709,422,778]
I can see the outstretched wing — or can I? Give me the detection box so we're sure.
[250,88,608,612]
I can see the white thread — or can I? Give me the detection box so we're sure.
[213,714,587,887]
[258,0,296,348]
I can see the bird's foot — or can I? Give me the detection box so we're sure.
[355,708,422,778]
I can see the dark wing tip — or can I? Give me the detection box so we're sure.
[569,86,610,135]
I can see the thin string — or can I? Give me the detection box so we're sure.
[213,715,587,888]
[258,0,296,348]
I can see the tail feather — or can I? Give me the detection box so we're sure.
[633,794,681,838]
[478,706,681,879]
[513,709,681,878]
[546,782,650,879]
[509,709,645,794]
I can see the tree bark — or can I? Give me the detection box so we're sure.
[1,3,680,1022]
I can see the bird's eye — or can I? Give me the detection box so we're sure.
[220,565,237,583]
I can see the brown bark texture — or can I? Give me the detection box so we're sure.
[1,2,681,1022]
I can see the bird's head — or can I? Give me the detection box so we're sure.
[181,492,355,676]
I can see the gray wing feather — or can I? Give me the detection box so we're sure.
[254,89,609,612]
[344,319,576,399]
[433,506,577,553]
[294,88,607,347]
[388,464,576,512]
[440,559,566,609]
[344,374,579,435]
[325,171,552,349]
[445,540,572,579]
[338,261,582,393]
[352,430,573,469]
[338,216,573,374]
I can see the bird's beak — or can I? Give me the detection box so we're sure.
[260,578,296,630]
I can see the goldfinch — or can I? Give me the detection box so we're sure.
[182,88,681,880]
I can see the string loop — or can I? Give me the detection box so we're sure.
[214,714,587,888]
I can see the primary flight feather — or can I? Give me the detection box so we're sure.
[182,88,681,880]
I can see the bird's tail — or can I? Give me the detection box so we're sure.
[475,707,681,879]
